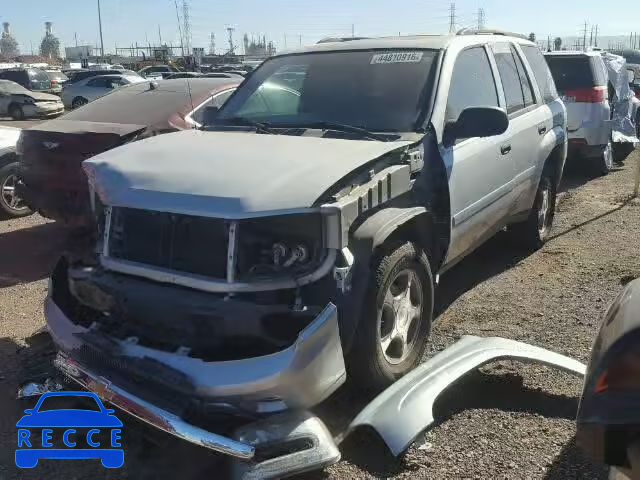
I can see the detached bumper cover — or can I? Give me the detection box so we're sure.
[46,298,346,413]
[54,352,255,460]
[348,336,586,457]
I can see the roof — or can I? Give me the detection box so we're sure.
[275,33,534,56]
[544,50,602,57]
[53,78,241,127]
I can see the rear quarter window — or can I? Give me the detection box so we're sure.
[522,46,558,103]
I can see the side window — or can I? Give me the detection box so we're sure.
[493,43,527,114]
[511,47,535,106]
[211,89,234,108]
[87,78,108,88]
[521,46,558,103]
[445,47,499,122]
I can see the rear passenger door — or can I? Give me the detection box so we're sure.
[443,46,517,264]
[490,43,546,215]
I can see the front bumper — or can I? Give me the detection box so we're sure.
[54,352,256,460]
[24,103,64,118]
[46,295,346,413]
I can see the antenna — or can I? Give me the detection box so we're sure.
[182,0,191,55]
[449,3,457,34]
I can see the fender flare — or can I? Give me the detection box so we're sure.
[338,206,431,352]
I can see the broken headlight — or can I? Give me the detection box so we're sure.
[236,213,325,280]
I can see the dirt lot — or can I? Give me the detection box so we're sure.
[0,150,639,479]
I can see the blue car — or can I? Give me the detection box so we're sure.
[16,391,124,468]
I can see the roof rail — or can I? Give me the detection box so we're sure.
[456,28,529,41]
[316,36,370,44]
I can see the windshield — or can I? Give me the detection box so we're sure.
[217,49,438,132]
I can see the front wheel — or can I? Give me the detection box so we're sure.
[71,97,88,109]
[0,162,33,219]
[348,241,434,390]
[509,174,556,250]
[9,104,24,120]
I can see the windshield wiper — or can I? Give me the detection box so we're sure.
[219,116,279,134]
[284,121,392,142]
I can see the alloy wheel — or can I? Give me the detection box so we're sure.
[1,173,28,213]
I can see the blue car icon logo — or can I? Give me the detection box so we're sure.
[16,391,124,468]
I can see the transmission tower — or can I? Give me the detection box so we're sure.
[209,32,216,55]
[182,0,191,54]
[477,8,486,30]
[227,27,235,55]
[449,3,457,33]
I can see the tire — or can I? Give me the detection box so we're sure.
[347,241,434,390]
[509,173,556,250]
[71,97,88,109]
[595,141,614,176]
[0,162,33,219]
[8,104,24,121]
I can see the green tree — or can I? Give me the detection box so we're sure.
[554,37,563,51]
[528,33,537,43]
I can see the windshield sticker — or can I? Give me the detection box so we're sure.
[371,52,424,64]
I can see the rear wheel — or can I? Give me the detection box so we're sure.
[348,241,434,390]
[8,104,24,120]
[510,173,556,250]
[596,141,614,175]
[0,162,32,219]
[71,97,88,109]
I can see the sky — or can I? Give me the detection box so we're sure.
[1,0,639,57]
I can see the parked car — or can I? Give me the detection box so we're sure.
[45,31,568,460]
[44,70,69,94]
[60,74,146,109]
[0,80,64,120]
[545,51,613,174]
[18,77,240,223]
[138,65,177,79]
[0,67,54,94]
[618,49,640,83]
[0,126,31,218]
[64,69,131,85]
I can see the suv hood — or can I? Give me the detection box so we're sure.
[84,129,411,218]
[25,91,61,102]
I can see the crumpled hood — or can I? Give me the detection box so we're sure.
[84,129,411,218]
[26,91,61,102]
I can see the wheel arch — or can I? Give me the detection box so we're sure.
[542,142,567,191]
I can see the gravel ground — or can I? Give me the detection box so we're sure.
[1,150,639,479]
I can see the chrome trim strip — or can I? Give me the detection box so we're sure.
[100,248,338,293]
[102,206,112,258]
[54,352,255,460]
[226,221,238,283]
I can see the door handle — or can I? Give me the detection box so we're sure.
[538,125,547,135]
[500,144,512,155]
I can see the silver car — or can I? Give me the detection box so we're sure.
[0,80,64,120]
[545,51,613,174]
[47,31,567,459]
[60,74,146,109]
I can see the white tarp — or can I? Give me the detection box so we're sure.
[602,52,639,144]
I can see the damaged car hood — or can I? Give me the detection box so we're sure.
[84,130,411,218]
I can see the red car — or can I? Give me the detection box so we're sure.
[18,77,240,224]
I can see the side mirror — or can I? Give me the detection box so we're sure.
[627,69,636,85]
[202,105,220,126]
[443,107,509,148]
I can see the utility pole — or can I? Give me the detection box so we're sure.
[209,32,215,55]
[594,24,598,47]
[581,21,588,51]
[182,0,191,55]
[174,0,185,56]
[589,25,594,47]
[299,34,302,46]
[74,32,78,47]
[97,0,105,58]
[449,3,456,34]
[227,27,235,55]
[158,25,162,45]
[477,8,485,30]
[351,24,355,38]
[30,40,34,55]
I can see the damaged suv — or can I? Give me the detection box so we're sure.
[47,32,567,459]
